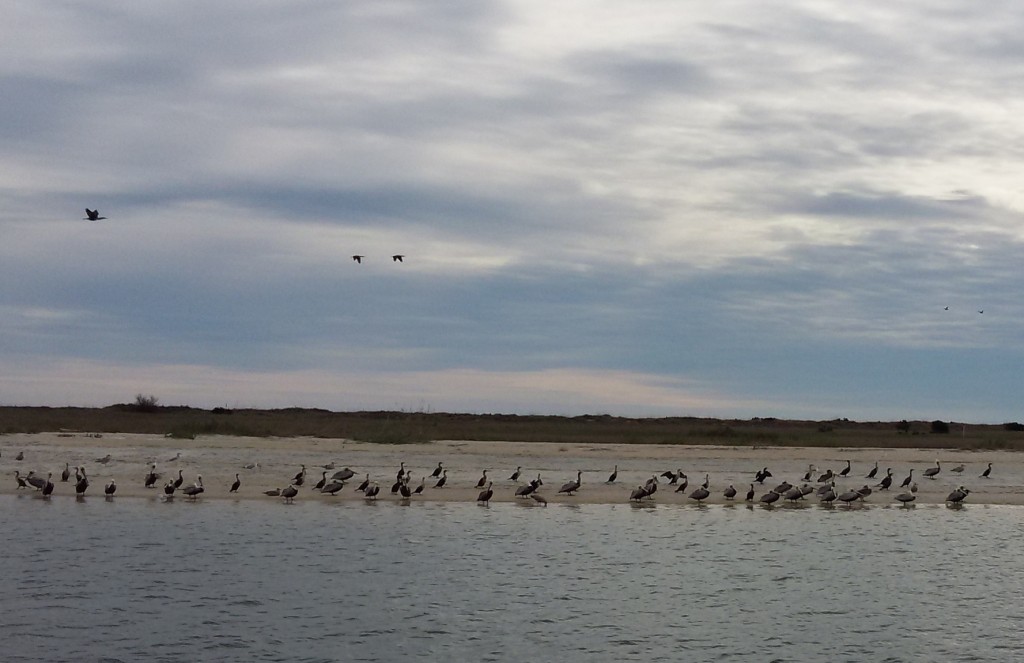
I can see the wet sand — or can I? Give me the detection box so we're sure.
[1,432,1018,505]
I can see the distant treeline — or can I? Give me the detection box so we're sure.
[1,405,1023,450]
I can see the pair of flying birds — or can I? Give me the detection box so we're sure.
[352,255,404,263]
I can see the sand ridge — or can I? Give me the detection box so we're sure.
[1,433,1018,506]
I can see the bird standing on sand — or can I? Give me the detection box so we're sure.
[183,476,204,500]
[530,493,547,506]
[476,469,489,488]
[61,463,71,482]
[607,465,618,483]
[105,479,116,497]
[866,461,879,479]
[364,483,380,499]
[900,469,913,488]
[281,485,298,503]
[981,463,992,478]
[745,484,755,501]
[434,470,447,488]
[509,467,522,482]
[558,471,582,496]
[723,485,737,500]
[431,463,443,478]
[476,482,493,504]
[923,461,941,479]
[75,467,89,496]
[145,464,159,488]
[230,474,241,493]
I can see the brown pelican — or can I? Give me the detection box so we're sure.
[167,452,181,462]
[475,470,489,489]
[182,476,204,500]
[895,493,916,506]
[75,467,89,495]
[689,486,710,503]
[820,485,837,504]
[817,469,834,483]
[322,481,344,495]
[783,487,804,502]
[331,468,355,482]
[476,481,493,504]
[431,462,443,478]
[104,479,116,497]
[723,485,737,500]
[866,461,879,479]
[321,462,336,470]
[351,255,364,263]
[700,474,710,490]
[530,493,547,506]
[264,488,281,497]
[910,481,918,494]
[558,471,582,496]
[26,472,46,491]
[84,208,107,221]
[230,474,241,493]
[281,485,298,503]
[607,465,618,483]
[946,486,970,504]
[364,482,380,499]
[434,470,447,488]
[643,475,658,498]
[516,479,539,497]
[392,254,404,262]
[923,460,941,479]
[773,481,793,495]
[981,463,992,478]
[629,485,648,502]
[899,469,914,488]
[837,488,864,506]
[951,463,965,474]
[760,490,780,506]
[509,467,522,482]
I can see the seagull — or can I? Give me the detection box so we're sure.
[352,255,364,264]
[392,254,404,262]
[83,208,107,221]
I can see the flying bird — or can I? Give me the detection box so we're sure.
[392,254,404,262]
[84,208,107,221]
[352,255,364,263]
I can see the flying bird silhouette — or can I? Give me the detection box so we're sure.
[978,310,984,314]
[352,255,363,263]
[83,208,107,221]
[392,255,404,262]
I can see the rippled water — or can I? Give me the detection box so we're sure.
[3,496,1024,662]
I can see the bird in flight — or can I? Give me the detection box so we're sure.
[352,255,364,264]
[944,306,948,310]
[84,208,107,221]
[978,310,984,314]
[392,255,404,262]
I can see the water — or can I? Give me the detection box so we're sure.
[3,496,1023,662]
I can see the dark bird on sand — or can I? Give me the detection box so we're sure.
[230,474,241,493]
[558,471,582,496]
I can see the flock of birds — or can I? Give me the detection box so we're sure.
[84,209,405,264]
[7,450,989,508]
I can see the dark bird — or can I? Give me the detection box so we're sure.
[509,466,522,482]
[530,493,547,506]
[629,485,648,502]
[607,465,618,483]
[352,255,364,263]
[391,477,403,494]
[61,463,71,482]
[944,306,949,310]
[396,462,406,481]
[364,483,380,499]
[281,485,298,503]
[145,464,159,488]
[331,468,356,482]
[264,488,281,497]
[701,474,710,490]
[839,460,851,477]
[895,493,916,506]
[946,486,970,504]
[42,475,54,497]
[431,462,444,478]
[392,254,404,262]
[558,471,582,496]
[293,465,306,486]
[900,469,913,488]
[723,485,737,500]
[399,479,412,499]
[26,472,46,491]
[164,481,176,498]
[15,451,24,461]
[321,481,344,495]
[760,490,780,506]
[515,480,539,498]
[923,460,941,479]
[321,462,336,470]
[978,310,984,314]
[866,461,879,479]
[745,484,755,501]
[878,469,893,491]
[95,454,112,465]
[689,487,710,503]
[754,467,772,484]
[104,479,116,497]
[413,477,425,495]
[356,474,370,492]
[434,469,447,488]
[183,476,204,500]
[673,474,689,493]
[476,482,493,504]
[820,484,837,504]
[313,471,327,491]
[75,467,89,496]
[84,208,107,221]
[230,473,241,493]
[475,469,489,488]
[981,463,992,478]
[173,470,184,490]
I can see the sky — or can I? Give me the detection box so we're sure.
[2,1,1023,422]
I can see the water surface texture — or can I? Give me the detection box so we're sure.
[3,497,1023,662]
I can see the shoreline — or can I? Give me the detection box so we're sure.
[1,432,1017,506]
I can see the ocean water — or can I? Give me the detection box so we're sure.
[2,496,1023,662]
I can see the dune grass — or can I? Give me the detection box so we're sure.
[0,406,1022,450]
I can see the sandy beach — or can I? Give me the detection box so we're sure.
[1,432,1018,506]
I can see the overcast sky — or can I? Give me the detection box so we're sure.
[2,1,1022,422]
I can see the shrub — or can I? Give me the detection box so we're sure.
[930,420,950,434]
[133,393,160,413]
[1003,422,1024,432]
